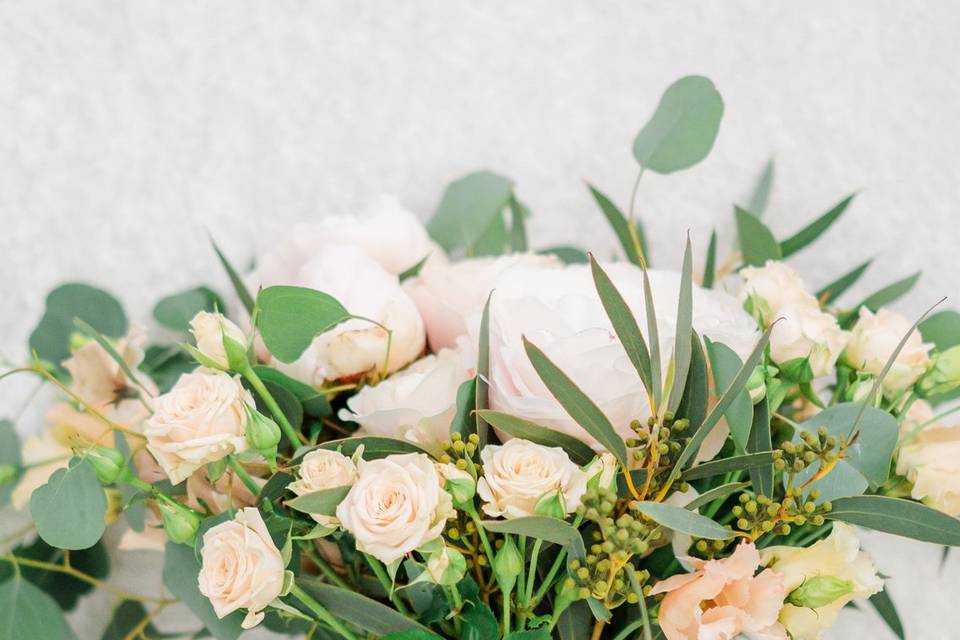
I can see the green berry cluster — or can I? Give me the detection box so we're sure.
[773,427,843,475]
[730,489,832,539]
[439,432,481,470]
[689,537,729,560]
[626,412,690,468]
[567,553,648,608]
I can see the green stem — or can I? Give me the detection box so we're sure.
[291,584,358,640]
[524,538,543,606]
[302,545,351,589]
[447,585,463,635]
[363,553,410,615]
[502,585,512,635]
[468,509,497,565]
[517,536,527,622]
[226,455,261,496]
[242,366,304,446]
[530,514,582,608]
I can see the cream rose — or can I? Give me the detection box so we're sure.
[761,523,882,640]
[768,302,849,378]
[740,261,819,322]
[336,453,453,564]
[486,263,760,450]
[287,449,359,526]
[256,244,425,385]
[144,370,252,484]
[476,439,590,519]
[896,401,960,515]
[338,348,474,453]
[190,311,246,370]
[198,507,286,629]
[404,253,560,351]
[844,307,933,394]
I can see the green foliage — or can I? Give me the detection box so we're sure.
[100,601,163,640]
[509,197,530,252]
[477,411,596,466]
[30,459,107,550]
[299,576,438,636]
[257,285,351,363]
[140,345,195,393]
[817,259,873,305]
[745,158,775,217]
[450,378,478,439]
[538,246,589,264]
[476,294,493,447]
[315,436,430,459]
[286,485,351,515]
[747,399,774,498]
[702,230,718,289]
[920,310,960,350]
[587,184,646,266]
[868,589,905,640]
[0,540,108,611]
[29,283,127,373]
[481,517,586,561]
[780,194,855,258]
[853,272,922,315]
[252,366,332,418]
[398,255,430,283]
[827,495,960,545]
[667,238,695,413]
[153,286,225,331]
[457,577,499,640]
[675,333,709,433]
[683,482,750,511]
[681,452,777,481]
[249,378,304,436]
[427,171,514,253]
[163,542,243,639]
[0,572,72,640]
[630,501,732,540]
[705,340,753,452]
[0,419,21,506]
[734,206,781,266]
[632,76,724,174]
[210,235,255,315]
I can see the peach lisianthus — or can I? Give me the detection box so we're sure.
[650,542,787,640]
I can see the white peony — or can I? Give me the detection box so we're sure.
[768,302,849,378]
[287,449,359,526]
[485,262,760,450]
[336,453,453,564]
[844,307,933,394]
[476,439,590,519]
[338,348,474,453]
[404,253,560,351]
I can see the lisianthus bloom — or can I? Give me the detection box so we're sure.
[287,449,359,526]
[760,523,882,639]
[844,307,933,394]
[896,401,960,515]
[650,542,787,640]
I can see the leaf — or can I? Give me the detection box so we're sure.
[681,452,777,481]
[481,517,586,560]
[257,286,351,363]
[252,366,331,418]
[141,345,195,393]
[827,495,960,545]
[478,411,596,466]
[556,600,592,640]
[153,286,225,331]
[675,333,709,433]
[589,255,652,393]
[398,255,430,283]
[450,378,478,438]
[920,310,960,350]
[316,437,430,459]
[0,419,22,506]
[816,259,873,305]
[747,399,774,498]
[631,502,732,540]
[587,184,645,266]
[855,272,922,314]
[734,206,781,266]
[667,237,695,413]
[523,338,627,467]
[509,197,530,252]
[427,171,514,253]
[705,339,753,452]
[29,283,127,372]
[0,539,108,611]
[210,235,255,315]
[538,246,589,264]
[163,542,243,640]
[780,194,855,258]
[73,319,153,398]
[683,482,750,511]
[632,75,724,174]
[30,459,107,550]
[641,268,663,407]
[458,577,499,640]
[476,294,493,447]
[286,485,351,515]
[299,576,438,636]
[0,574,72,640]
[248,378,304,434]
[473,210,511,256]
[702,229,718,289]
[746,158,775,218]
[868,589,905,640]
[101,600,163,640]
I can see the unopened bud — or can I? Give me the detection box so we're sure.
[436,463,475,505]
[189,311,247,371]
[919,346,960,397]
[83,446,128,485]
[426,547,466,586]
[158,499,201,545]
[493,537,523,592]
[844,376,880,406]
[786,575,854,609]
[245,409,281,465]
[0,465,18,487]
[746,366,768,404]
[534,490,566,519]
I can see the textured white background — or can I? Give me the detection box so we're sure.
[2,1,959,638]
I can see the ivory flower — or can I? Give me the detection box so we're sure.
[761,523,882,639]
[64,324,157,406]
[338,348,474,453]
[650,542,787,640]
[336,453,453,564]
[287,449,359,526]
[257,244,425,385]
[198,507,286,629]
[896,401,960,515]
[476,439,590,519]
[144,370,252,485]
[486,263,759,450]
[189,311,246,370]
[740,261,818,322]
[844,307,933,393]
[768,302,849,378]
[404,253,560,351]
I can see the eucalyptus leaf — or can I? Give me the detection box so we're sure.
[747,399,774,498]
[481,517,586,561]
[667,237,694,413]
[509,197,530,252]
[0,419,22,506]
[854,272,922,315]
[252,366,332,418]
[868,589,905,640]
[630,501,732,540]
[30,459,107,550]
[315,437,430,459]
[427,171,514,253]
[286,485,351,516]
[735,206,781,266]
[702,229,718,289]
[0,574,72,640]
[683,482,750,511]
[780,194,855,258]
[299,576,437,636]
[675,333,709,433]
[746,158,775,218]
[473,210,511,257]
[477,411,595,466]
[163,542,243,639]
[101,600,164,640]
[398,255,430,283]
[476,294,493,447]
[681,452,777,481]
[450,378,478,438]
[827,495,960,546]
[587,184,645,266]
[153,286,225,331]
[633,75,724,174]
[816,259,873,305]
[538,246,589,264]
[705,339,753,452]
[210,235,255,315]
[920,310,960,350]
[257,286,351,363]
[523,338,627,467]
[0,539,108,611]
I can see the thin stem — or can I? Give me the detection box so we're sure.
[291,584,358,640]
[502,585,512,635]
[517,536,527,620]
[302,545,351,589]
[226,455,261,496]
[350,315,394,378]
[242,366,306,446]
[446,585,464,635]
[34,366,145,439]
[524,538,543,606]
[363,553,410,615]
[122,602,169,640]
[627,167,647,267]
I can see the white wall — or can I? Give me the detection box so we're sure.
[1,2,959,637]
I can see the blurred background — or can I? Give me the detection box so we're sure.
[1,1,958,637]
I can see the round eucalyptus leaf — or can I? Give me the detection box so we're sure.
[0,575,71,639]
[153,286,225,331]
[29,459,107,550]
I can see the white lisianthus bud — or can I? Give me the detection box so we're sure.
[534,490,566,519]
[189,311,247,370]
[746,366,768,404]
[843,307,933,394]
[761,523,882,640]
[785,576,854,609]
[245,408,281,467]
[436,462,476,506]
[768,302,849,378]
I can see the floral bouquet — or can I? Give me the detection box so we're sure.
[2,75,959,640]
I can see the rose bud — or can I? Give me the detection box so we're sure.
[493,536,522,593]
[786,575,855,609]
[919,345,960,397]
[189,311,248,371]
[158,498,202,545]
[436,462,475,506]
[245,408,281,463]
[82,446,129,485]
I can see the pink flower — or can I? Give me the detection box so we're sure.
[650,542,787,640]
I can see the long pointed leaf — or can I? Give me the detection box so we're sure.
[702,229,718,289]
[681,452,777,481]
[856,272,922,313]
[667,236,695,413]
[816,259,873,305]
[780,193,855,257]
[509,196,529,252]
[523,338,627,466]
[746,158,775,217]
[589,255,653,393]
[735,206,782,266]
[476,293,493,447]
[641,268,663,408]
[477,410,596,466]
[587,184,645,266]
[868,589,905,640]
[747,398,774,498]
[631,502,732,540]
[827,495,960,546]
[210,235,255,315]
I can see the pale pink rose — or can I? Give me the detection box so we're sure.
[198,507,285,629]
[287,449,359,527]
[844,307,933,394]
[404,253,560,351]
[650,542,787,640]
